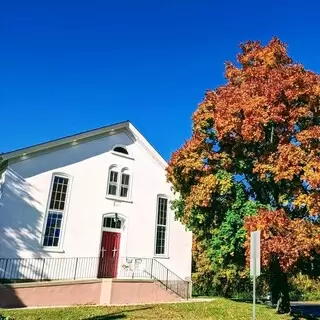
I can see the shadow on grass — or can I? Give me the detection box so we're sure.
[85,314,126,320]
[84,306,153,320]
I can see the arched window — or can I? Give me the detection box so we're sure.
[107,166,131,200]
[120,168,130,198]
[113,146,129,155]
[107,165,119,196]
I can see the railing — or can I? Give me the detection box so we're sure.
[118,257,189,299]
[0,256,189,299]
[0,257,100,282]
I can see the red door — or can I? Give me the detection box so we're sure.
[98,232,121,278]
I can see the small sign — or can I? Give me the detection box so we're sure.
[250,230,261,278]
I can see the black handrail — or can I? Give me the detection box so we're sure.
[118,257,189,299]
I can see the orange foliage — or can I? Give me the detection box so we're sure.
[244,209,320,271]
[167,37,319,216]
[167,37,320,275]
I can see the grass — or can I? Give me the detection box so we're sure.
[1,299,317,320]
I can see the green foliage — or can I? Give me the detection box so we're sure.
[0,315,14,320]
[189,183,269,298]
[289,273,320,301]
[195,265,252,298]
[209,189,264,268]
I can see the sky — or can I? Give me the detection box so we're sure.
[1,0,320,160]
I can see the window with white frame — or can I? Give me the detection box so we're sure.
[107,167,119,196]
[107,166,131,199]
[43,175,70,247]
[120,169,130,198]
[155,196,169,255]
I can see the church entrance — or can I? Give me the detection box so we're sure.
[98,214,123,278]
[98,231,121,278]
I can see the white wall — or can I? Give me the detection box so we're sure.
[0,130,192,281]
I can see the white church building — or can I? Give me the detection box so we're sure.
[0,121,192,302]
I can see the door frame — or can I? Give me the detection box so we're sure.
[98,213,127,278]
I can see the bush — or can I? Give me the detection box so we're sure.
[289,273,320,301]
[192,266,257,299]
[192,270,320,301]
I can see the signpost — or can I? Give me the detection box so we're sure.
[250,230,261,320]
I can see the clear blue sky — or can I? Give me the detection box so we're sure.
[1,1,320,160]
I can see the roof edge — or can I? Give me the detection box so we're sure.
[127,123,168,169]
[2,120,130,161]
[1,121,168,171]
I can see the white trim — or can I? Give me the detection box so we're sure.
[128,123,167,170]
[41,172,73,251]
[102,227,122,233]
[42,248,65,253]
[111,151,135,160]
[105,196,133,204]
[154,194,170,258]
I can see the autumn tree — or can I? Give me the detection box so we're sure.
[167,38,320,313]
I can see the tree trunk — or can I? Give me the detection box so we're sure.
[269,258,291,314]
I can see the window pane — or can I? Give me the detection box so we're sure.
[156,226,166,254]
[43,211,63,247]
[121,174,130,186]
[157,198,168,225]
[155,197,168,255]
[110,171,118,183]
[108,184,117,196]
[49,176,69,210]
[120,186,128,198]
[47,237,53,246]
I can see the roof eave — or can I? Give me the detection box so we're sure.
[2,120,131,162]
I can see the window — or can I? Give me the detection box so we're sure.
[103,216,122,229]
[108,169,119,196]
[43,175,70,248]
[120,170,130,198]
[107,166,131,200]
[155,196,169,255]
[113,146,129,155]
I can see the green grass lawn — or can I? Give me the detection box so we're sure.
[1,298,316,320]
